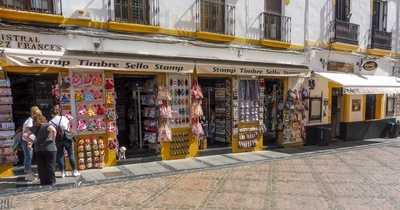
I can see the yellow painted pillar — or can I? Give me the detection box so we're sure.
[362,95,367,121]
[342,94,351,122]
[375,94,384,119]
[0,163,14,177]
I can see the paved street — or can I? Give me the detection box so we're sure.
[1,140,400,210]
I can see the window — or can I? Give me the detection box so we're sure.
[200,0,226,34]
[386,95,395,117]
[115,0,150,24]
[265,0,282,15]
[365,94,376,120]
[335,0,351,21]
[264,0,284,41]
[0,0,58,14]
[372,0,388,32]
[309,97,322,121]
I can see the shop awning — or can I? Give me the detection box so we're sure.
[196,63,310,77]
[1,50,195,74]
[315,72,400,95]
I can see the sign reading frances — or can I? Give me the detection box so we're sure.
[0,31,63,51]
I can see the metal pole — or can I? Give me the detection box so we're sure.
[138,90,143,149]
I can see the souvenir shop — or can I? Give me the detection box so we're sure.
[197,77,232,149]
[196,63,309,151]
[0,52,198,177]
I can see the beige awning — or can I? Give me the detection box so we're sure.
[315,72,400,95]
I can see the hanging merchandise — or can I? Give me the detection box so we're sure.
[191,80,206,149]
[157,86,172,143]
[71,71,106,135]
[235,79,263,151]
[168,75,191,128]
[281,87,308,144]
[239,80,260,123]
[0,78,16,165]
[76,136,106,170]
[169,131,190,156]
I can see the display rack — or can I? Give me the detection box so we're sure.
[0,78,16,176]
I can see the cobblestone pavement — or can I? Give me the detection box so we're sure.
[3,141,400,210]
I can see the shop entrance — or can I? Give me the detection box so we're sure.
[8,73,58,129]
[331,88,342,138]
[263,79,284,146]
[198,78,231,148]
[114,75,159,158]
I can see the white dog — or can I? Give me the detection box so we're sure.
[118,146,127,160]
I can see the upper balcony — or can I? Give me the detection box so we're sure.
[258,12,291,48]
[330,19,359,46]
[370,30,392,51]
[0,0,62,15]
[195,0,235,42]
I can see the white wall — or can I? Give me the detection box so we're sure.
[62,0,109,21]
[159,0,197,31]
[285,0,305,45]
[59,1,305,45]
[350,95,363,122]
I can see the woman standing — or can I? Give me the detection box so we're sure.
[21,106,42,181]
[50,106,80,177]
[30,113,57,186]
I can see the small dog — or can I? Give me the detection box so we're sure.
[118,146,127,160]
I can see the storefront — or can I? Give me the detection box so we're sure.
[0,50,198,177]
[196,63,310,152]
[311,72,400,141]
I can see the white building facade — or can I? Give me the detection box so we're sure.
[0,0,399,175]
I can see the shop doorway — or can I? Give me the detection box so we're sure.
[331,88,342,138]
[198,78,231,148]
[8,73,58,129]
[365,94,376,120]
[263,79,284,146]
[114,75,159,159]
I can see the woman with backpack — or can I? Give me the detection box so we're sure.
[29,113,57,186]
[50,106,80,177]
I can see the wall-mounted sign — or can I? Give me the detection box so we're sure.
[4,54,194,73]
[197,64,309,77]
[352,99,361,112]
[327,61,354,73]
[362,60,378,71]
[0,31,64,52]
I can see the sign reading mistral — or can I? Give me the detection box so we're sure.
[0,31,63,51]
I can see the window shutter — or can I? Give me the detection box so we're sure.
[345,0,351,21]
[383,1,388,31]
[372,0,379,31]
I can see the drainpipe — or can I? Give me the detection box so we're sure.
[304,0,310,65]
[395,0,400,58]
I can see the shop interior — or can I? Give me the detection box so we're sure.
[198,78,232,148]
[8,73,57,129]
[263,79,284,146]
[331,88,342,138]
[114,75,159,158]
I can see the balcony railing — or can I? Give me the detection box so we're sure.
[259,12,291,43]
[371,30,392,50]
[0,0,62,15]
[330,19,359,45]
[112,0,159,26]
[196,0,235,36]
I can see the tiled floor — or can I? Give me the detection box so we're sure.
[4,141,400,210]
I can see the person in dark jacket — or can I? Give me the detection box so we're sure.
[29,114,57,186]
